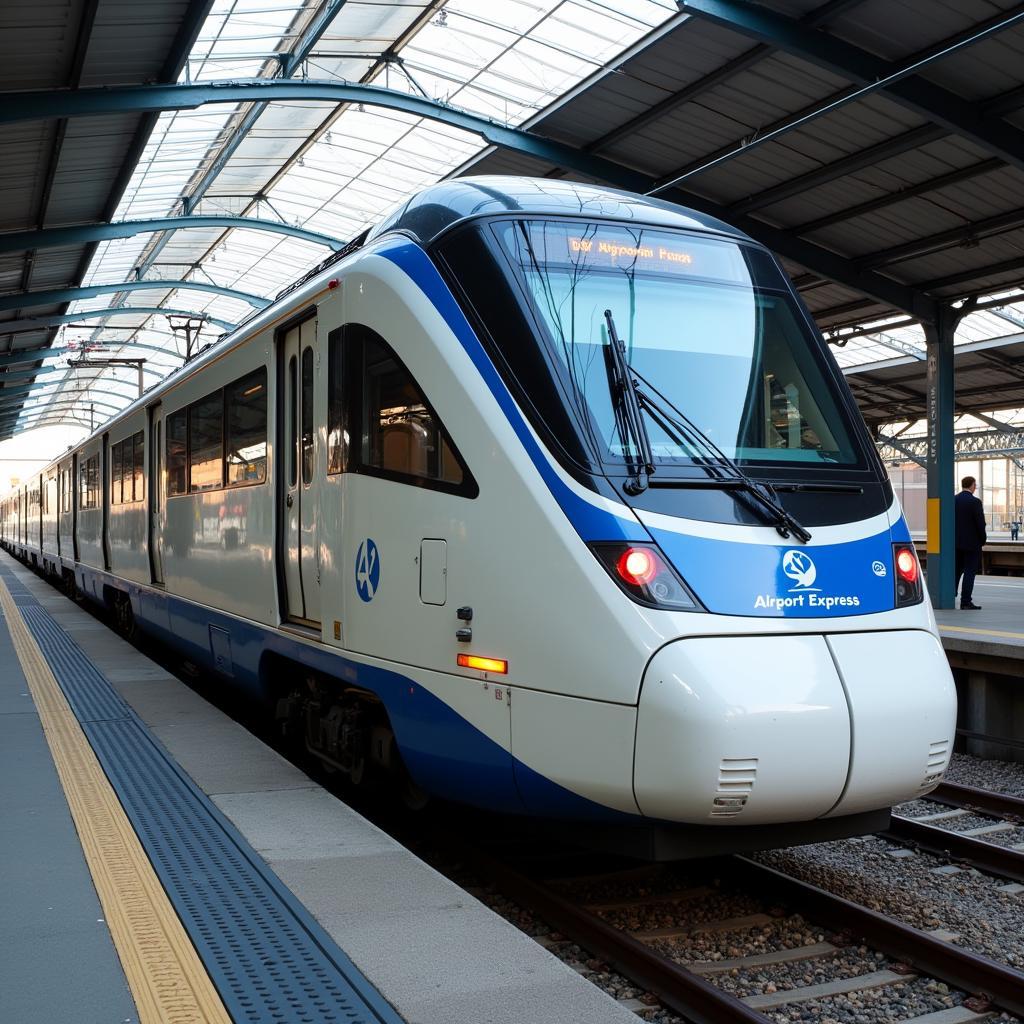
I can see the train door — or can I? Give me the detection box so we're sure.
[149,404,164,584]
[37,473,43,551]
[278,315,320,625]
[71,453,80,562]
[101,433,111,571]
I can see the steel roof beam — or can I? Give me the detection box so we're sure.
[0,307,236,336]
[680,0,1024,172]
[0,78,936,322]
[878,427,1024,462]
[0,416,98,437]
[2,402,123,422]
[0,280,269,314]
[1,359,165,383]
[586,0,865,154]
[728,125,945,218]
[0,381,142,404]
[721,78,1024,219]
[0,343,180,368]
[792,158,1005,235]
[182,0,350,214]
[925,256,1024,292]
[0,407,124,427]
[0,216,343,256]
[857,208,1024,270]
[876,433,926,468]
[0,399,124,420]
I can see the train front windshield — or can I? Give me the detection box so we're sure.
[491,219,860,473]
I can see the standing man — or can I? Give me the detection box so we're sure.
[955,475,987,610]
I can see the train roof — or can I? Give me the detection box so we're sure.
[366,176,751,248]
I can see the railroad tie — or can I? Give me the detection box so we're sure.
[743,968,915,1010]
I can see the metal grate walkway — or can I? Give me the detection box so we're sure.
[3,565,403,1024]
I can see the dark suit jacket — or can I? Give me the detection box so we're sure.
[955,490,987,550]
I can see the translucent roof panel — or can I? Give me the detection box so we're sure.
[31,0,680,430]
[827,292,1024,373]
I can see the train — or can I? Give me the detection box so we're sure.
[1,177,956,858]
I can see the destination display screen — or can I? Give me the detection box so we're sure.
[529,223,757,285]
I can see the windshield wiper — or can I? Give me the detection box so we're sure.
[626,365,812,544]
[603,310,655,495]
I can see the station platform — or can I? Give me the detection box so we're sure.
[0,550,638,1024]
[932,576,1024,763]
[933,576,1024,668]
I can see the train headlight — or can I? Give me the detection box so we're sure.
[591,543,701,610]
[893,543,923,607]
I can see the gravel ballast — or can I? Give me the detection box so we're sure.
[944,753,1024,798]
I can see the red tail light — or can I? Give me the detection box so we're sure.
[896,547,918,583]
[893,543,923,606]
[616,547,658,586]
[591,543,699,610]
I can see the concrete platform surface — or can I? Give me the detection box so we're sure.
[934,576,1024,661]
[1,556,638,1024]
[0,612,137,1024]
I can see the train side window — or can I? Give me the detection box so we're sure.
[288,354,297,488]
[83,455,99,509]
[61,470,70,513]
[111,440,122,503]
[225,368,267,485]
[351,324,475,496]
[301,346,314,486]
[80,458,98,509]
[166,411,187,496]
[133,431,145,501]
[189,391,223,492]
[327,328,345,474]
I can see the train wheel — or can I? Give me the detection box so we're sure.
[113,593,137,642]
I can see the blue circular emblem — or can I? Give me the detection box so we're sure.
[355,539,381,602]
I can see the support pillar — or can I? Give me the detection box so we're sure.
[924,308,957,608]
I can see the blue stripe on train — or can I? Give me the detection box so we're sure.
[378,241,649,545]
[71,562,633,824]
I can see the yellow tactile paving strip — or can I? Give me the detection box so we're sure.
[0,575,232,1024]
[939,623,1024,640]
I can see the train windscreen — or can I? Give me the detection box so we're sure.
[489,219,861,472]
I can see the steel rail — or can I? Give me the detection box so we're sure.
[929,782,1024,820]
[886,815,1024,883]
[728,857,1024,1016]
[464,845,771,1024]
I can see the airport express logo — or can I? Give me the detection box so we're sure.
[754,549,862,612]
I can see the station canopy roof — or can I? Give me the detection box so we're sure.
[5,0,1024,437]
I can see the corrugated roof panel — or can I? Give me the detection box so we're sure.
[0,124,52,231]
[83,1,193,85]
[539,20,761,141]
[921,24,1024,103]
[898,231,1024,286]
[0,1,81,89]
[827,0,1012,64]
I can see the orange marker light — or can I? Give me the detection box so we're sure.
[458,654,508,674]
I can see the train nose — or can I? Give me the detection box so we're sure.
[633,631,956,826]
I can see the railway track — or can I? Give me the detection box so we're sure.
[886,783,1024,884]
[458,838,1024,1024]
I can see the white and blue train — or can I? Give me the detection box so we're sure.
[1,178,956,856]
